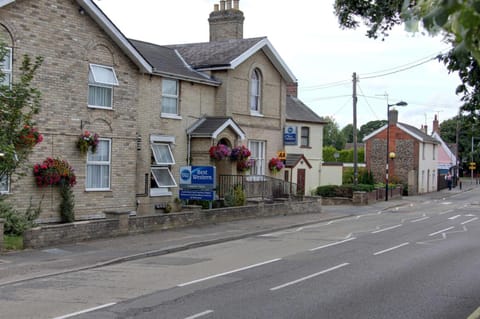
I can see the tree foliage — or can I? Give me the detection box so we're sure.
[359,120,387,141]
[323,116,346,150]
[0,43,43,178]
[440,114,480,163]
[333,0,480,117]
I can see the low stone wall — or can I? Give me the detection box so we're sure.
[23,198,322,249]
[321,187,402,206]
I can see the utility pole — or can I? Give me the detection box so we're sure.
[352,72,358,185]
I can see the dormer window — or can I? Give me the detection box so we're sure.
[250,68,262,114]
[88,64,119,109]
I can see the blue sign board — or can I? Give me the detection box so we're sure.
[284,126,297,145]
[179,166,216,188]
[179,190,215,201]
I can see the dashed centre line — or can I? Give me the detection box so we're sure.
[373,243,409,256]
[371,224,402,234]
[429,226,455,237]
[309,237,356,251]
[462,217,478,225]
[178,258,282,287]
[184,310,214,319]
[270,263,350,291]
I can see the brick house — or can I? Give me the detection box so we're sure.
[363,109,439,195]
[1,0,319,220]
[284,85,327,195]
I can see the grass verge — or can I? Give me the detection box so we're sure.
[3,235,23,250]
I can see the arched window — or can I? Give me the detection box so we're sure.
[250,68,261,113]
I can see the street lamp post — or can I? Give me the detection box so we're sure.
[386,101,408,201]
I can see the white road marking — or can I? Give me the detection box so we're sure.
[184,310,214,319]
[309,237,356,251]
[429,226,455,236]
[411,216,429,223]
[448,215,462,220]
[270,263,350,291]
[373,242,409,256]
[177,258,282,287]
[52,303,116,319]
[439,209,454,215]
[462,217,478,225]
[371,224,402,234]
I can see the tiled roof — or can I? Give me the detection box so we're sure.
[129,39,220,85]
[187,117,245,139]
[286,95,326,124]
[167,37,266,69]
[399,123,440,144]
[285,153,311,168]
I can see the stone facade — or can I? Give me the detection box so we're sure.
[1,0,140,221]
[364,113,438,195]
[1,0,314,222]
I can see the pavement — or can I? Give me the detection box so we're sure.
[0,181,476,287]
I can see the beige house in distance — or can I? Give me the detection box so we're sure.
[284,86,327,195]
[1,0,327,221]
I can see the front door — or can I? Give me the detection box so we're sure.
[297,169,306,195]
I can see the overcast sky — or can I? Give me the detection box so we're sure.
[94,0,461,131]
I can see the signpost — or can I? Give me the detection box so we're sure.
[179,166,216,204]
[284,126,297,145]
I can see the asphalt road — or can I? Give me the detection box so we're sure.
[1,189,479,318]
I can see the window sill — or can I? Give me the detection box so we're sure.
[88,105,113,110]
[150,189,173,197]
[85,188,111,192]
[250,111,264,117]
[300,146,312,149]
[161,113,182,120]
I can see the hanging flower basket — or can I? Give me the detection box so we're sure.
[236,159,253,172]
[77,130,99,155]
[209,144,231,160]
[33,157,77,187]
[230,145,251,161]
[16,125,43,148]
[268,157,285,174]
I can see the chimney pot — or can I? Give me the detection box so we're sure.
[226,0,232,10]
[233,0,239,9]
[220,0,225,11]
[214,4,219,11]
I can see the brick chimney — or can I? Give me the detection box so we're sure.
[287,82,298,97]
[432,114,440,134]
[209,0,244,42]
[388,109,398,125]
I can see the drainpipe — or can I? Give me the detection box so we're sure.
[187,133,192,166]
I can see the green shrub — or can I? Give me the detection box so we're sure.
[0,197,42,235]
[224,185,246,207]
[315,184,375,198]
[59,182,75,222]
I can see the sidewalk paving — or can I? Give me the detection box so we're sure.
[0,182,475,287]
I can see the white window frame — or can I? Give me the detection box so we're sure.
[0,173,9,194]
[248,140,266,177]
[150,142,177,196]
[250,69,262,115]
[88,64,118,110]
[1,47,12,87]
[301,126,310,147]
[86,138,111,191]
[161,78,180,118]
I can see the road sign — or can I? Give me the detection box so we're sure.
[179,190,215,201]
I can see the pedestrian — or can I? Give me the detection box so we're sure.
[445,172,452,190]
